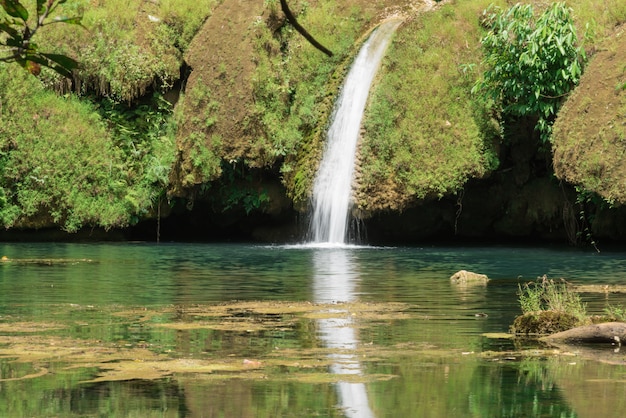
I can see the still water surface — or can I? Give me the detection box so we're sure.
[1,242,626,417]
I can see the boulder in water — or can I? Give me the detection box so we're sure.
[450,270,489,284]
[540,322,626,344]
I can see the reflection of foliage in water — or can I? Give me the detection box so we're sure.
[3,244,626,416]
[468,359,576,418]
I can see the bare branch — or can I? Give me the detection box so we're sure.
[279,0,333,57]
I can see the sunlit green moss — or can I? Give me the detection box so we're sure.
[36,0,219,102]
[0,64,175,231]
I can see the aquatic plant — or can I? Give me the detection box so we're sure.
[512,275,588,335]
[603,304,626,322]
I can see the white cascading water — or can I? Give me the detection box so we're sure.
[309,19,402,245]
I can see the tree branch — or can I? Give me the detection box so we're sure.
[279,0,333,57]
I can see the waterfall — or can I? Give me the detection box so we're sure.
[309,19,402,245]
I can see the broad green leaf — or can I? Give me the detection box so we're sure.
[26,53,73,78]
[41,52,79,70]
[51,15,83,25]
[473,2,584,144]
[0,21,20,38]
[0,0,28,21]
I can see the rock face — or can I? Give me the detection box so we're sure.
[169,0,267,196]
[450,270,489,285]
[161,3,626,244]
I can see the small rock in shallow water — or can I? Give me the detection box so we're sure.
[450,270,489,284]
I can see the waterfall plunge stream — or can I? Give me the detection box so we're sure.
[309,19,402,245]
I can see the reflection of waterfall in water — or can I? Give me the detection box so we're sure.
[313,249,374,418]
[309,19,402,245]
[307,19,402,417]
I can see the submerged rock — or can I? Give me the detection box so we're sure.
[450,270,489,284]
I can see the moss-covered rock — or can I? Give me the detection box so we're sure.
[552,25,626,205]
[356,0,501,213]
[511,311,584,335]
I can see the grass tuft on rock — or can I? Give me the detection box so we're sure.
[511,276,589,335]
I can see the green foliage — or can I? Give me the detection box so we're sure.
[156,0,220,51]
[0,0,81,77]
[250,0,372,199]
[186,79,220,130]
[204,160,271,215]
[93,92,177,190]
[0,0,210,232]
[188,133,222,182]
[551,18,626,206]
[37,0,218,102]
[517,276,587,320]
[0,63,175,231]
[513,275,588,334]
[357,0,499,210]
[517,281,543,314]
[565,0,626,43]
[2,0,622,231]
[604,304,626,322]
[473,2,586,144]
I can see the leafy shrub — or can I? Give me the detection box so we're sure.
[0,64,175,231]
[517,276,587,318]
[472,2,586,144]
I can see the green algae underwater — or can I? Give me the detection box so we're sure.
[2,242,626,417]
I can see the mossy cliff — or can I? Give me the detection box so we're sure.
[0,0,624,243]
[552,26,626,205]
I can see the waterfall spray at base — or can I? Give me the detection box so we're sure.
[309,19,402,245]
